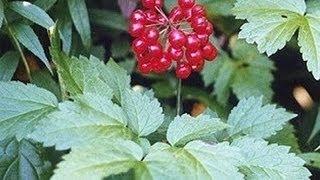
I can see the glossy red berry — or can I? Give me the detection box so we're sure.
[197,33,209,46]
[206,22,214,35]
[191,58,204,72]
[130,10,147,24]
[202,42,218,61]
[128,22,144,37]
[142,0,156,9]
[192,5,206,17]
[176,63,192,79]
[178,0,195,9]
[145,10,157,22]
[138,62,152,74]
[183,8,193,20]
[148,43,163,58]
[191,16,208,33]
[168,46,183,60]
[169,29,187,48]
[186,49,203,63]
[132,38,147,54]
[186,34,201,52]
[169,7,184,22]
[159,54,172,69]
[143,27,159,44]
[154,0,164,8]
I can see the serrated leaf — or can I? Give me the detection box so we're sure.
[167,114,229,146]
[122,89,164,137]
[298,15,320,80]
[0,0,4,28]
[0,51,20,81]
[100,59,131,102]
[0,81,58,140]
[31,70,61,100]
[233,0,306,56]
[227,96,297,139]
[67,0,91,48]
[232,137,311,179]
[9,1,54,29]
[30,93,133,150]
[268,124,301,154]
[201,53,226,86]
[52,140,143,180]
[171,141,244,179]
[299,153,320,169]
[0,138,52,180]
[11,23,52,72]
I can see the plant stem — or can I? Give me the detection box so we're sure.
[176,79,182,116]
[4,18,32,81]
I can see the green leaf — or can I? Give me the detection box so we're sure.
[0,138,52,180]
[0,81,58,140]
[67,0,91,48]
[34,0,57,11]
[0,0,4,28]
[299,153,320,169]
[52,140,143,180]
[11,23,52,72]
[202,40,274,105]
[233,0,306,56]
[31,70,61,100]
[167,114,229,146]
[30,93,133,150]
[122,89,164,137]
[227,96,297,139]
[118,58,136,74]
[268,124,301,154]
[89,9,127,31]
[307,0,320,15]
[232,137,311,179]
[308,106,320,142]
[171,141,244,179]
[111,40,130,58]
[100,59,131,102]
[298,15,320,80]
[0,51,20,81]
[57,14,72,54]
[9,1,54,29]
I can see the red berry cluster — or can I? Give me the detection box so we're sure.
[129,0,218,79]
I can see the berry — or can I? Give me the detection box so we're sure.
[176,63,192,79]
[128,22,144,37]
[192,5,206,17]
[142,0,156,9]
[168,46,183,60]
[132,38,147,54]
[186,34,201,52]
[130,10,147,24]
[129,0,218,79]
[178,0,195,9]
[169,29,187,48]
[148,43,163,58]
[143,27,159,44]
[202,42,218,61]
[138,62,152,74]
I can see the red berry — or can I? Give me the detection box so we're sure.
[183,8,193,20]
[142,0,156,9]
[154,0,163,8]
[159,54,172,69]
[157,14,166,24]
[138,62,152,74]
[169,29,187,48]
[143,27,159,44]
[202,43,218,61]
[130,10,147,24]
[145,10,157,23]
[197,34,209,46]
[169,7,184,22]
[128,22,144,37]
[178,0,195,9]
[192,5,206,17]
[168,46,183,60]
[186,49,203,63]
[206,22,214,35]
[191,58,204,72]
[148,43,163,58]
[186,34,201,52]
[176,63,192,79]
[152,60,166,73]
[191,16,208,34]
[132,38,147,54]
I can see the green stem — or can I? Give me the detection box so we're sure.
[4,18,32,81]
[176,79,182,116]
